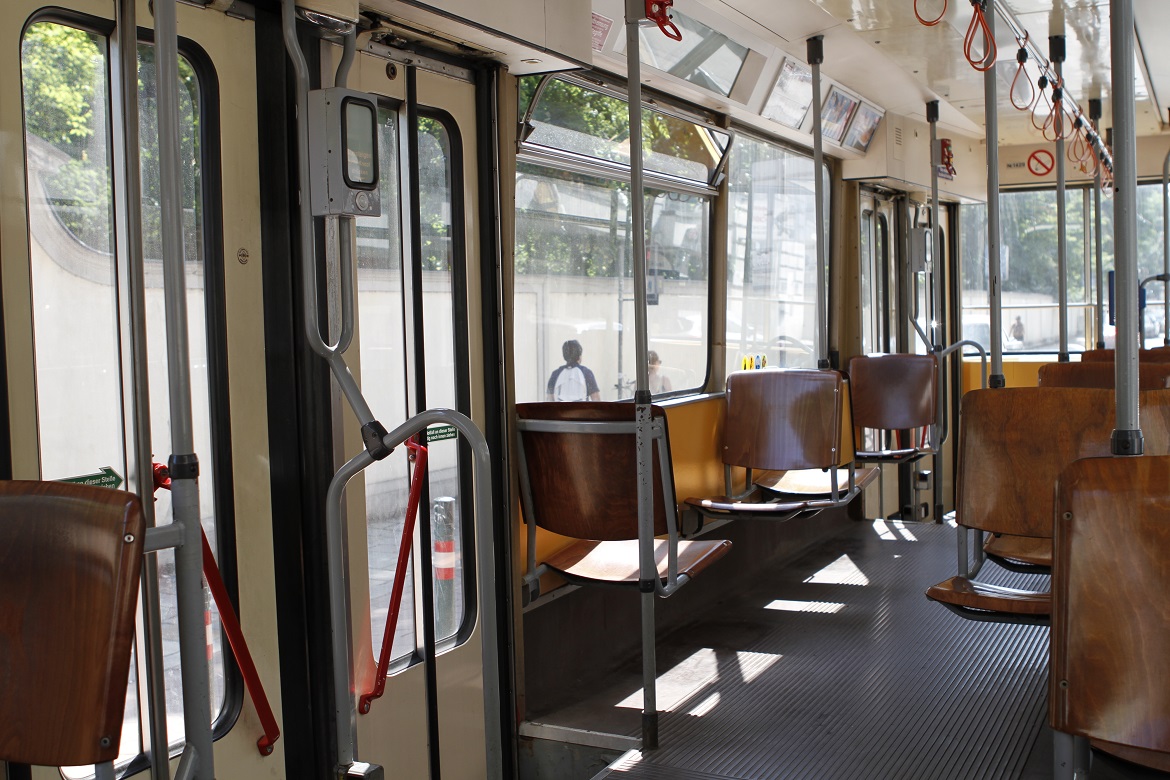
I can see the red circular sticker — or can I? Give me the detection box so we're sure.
[1027,149,1055,176]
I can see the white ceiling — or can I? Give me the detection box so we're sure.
[803,0,1166,144]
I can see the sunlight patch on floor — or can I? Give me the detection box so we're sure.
[614,648,782,712]
[804,554,870,586]
[764,599,845,614]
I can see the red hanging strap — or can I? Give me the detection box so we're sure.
[914,0,948,26]
[1009,35,1035,111]
[964,0,997,72]
[360,435,429,714]
[645,0,682,41]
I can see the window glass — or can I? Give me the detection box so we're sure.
[961,189,1089,352]
[636,9,748,98]
[860,210,874,354]
[22,22,123,481]
[359,109,468,665]
[520,77,729,183]
[514,163,711,402]
[416,116,465,645]
[725,134,828,374]
[22,22,225,776]
[358,106,416,665]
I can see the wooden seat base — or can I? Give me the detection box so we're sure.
[544,538,732,588]
[925,576,1050,625]
[1091,739,1170,773]
[855,447,933,465]
[983,533,1052,572]
[754,466,880,496]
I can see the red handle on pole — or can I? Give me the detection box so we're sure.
[360,436,429,714]
[645,0,682,41]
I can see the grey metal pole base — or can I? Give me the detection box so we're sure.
[1053,731,1090,780]
[642,711,660,751]
[342,762,386,779]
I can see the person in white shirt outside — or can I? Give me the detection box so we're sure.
[547,339,601,401]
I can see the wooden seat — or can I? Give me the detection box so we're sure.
[982,533,1052,571]
[0,481,145,769]
[685,368,874,519]
[1079,347,1170,362]
[848,353,938,464]
[1051,456,1170,774]
[1038,360,1170,389]
[926,388,1117,623]
[516,402,731,591]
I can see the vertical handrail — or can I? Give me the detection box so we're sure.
[111,1,173,776]
[983,7,1004,387]
[1091,98,1105,348]
[623,0,659,750]
[1111,0,1142,455]
[1053,39,1070,362]
[1162,147,1170,345]
[155,0,214,776]
[809,35,828,369]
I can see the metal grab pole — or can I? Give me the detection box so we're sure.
[1163,147,1170,346]
[984,8,1005,387]
[624,0,658,750]
[155,0,214,777]
[928,100,944,522]
[1053,37,1069,361]
[112,1,172,776]
[1111,0,1143,454]
[1092,99,1105,348]
[809,35,829,368]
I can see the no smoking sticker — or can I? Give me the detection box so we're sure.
[1027,149,1055,176]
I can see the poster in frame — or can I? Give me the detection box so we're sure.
[843,102,885,153]
[821,87,860,144]
[762,57,813,129]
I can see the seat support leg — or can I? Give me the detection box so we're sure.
[641,589,659,750]
[1054,731,1091,779]
[95,762,116,780]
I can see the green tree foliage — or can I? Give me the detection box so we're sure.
[21,23,103,158]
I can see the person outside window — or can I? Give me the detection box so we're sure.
[547,339,601,401]
[1009,316,1025,344]
[648,350,672,395]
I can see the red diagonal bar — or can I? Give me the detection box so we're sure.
[202,527,281,755]
[360,436,428,714]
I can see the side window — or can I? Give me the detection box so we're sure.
[358,105,471,669]
[21,19,232,776]
[725,134,829,374]
[515,76,719,402]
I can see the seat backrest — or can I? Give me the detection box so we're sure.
[848,353,937,430]
[957,388,1115,537]
[0,481,145,766]
[1080,347,1170,363]
[516,402,671,540]
[1038,360,1170,389]
[723,368,842,471]
[1051,455,1170,760]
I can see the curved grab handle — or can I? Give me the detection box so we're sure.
[323,408,502,779]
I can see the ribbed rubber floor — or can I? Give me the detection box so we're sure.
[591,520,1050,780]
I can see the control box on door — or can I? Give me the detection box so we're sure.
[307,88,382,217]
